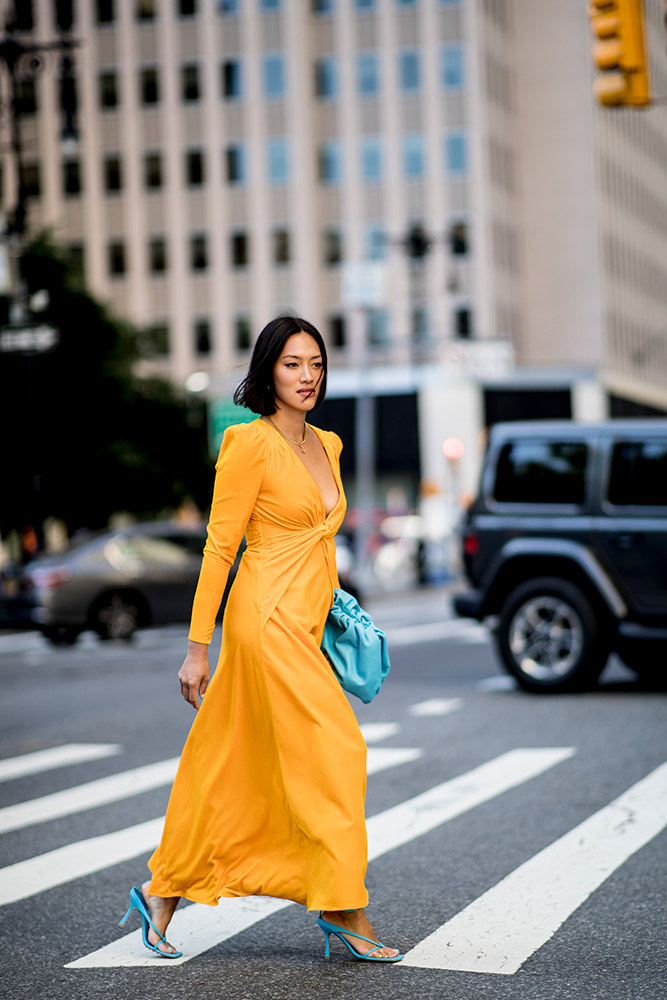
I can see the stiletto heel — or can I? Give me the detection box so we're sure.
[317,913,403,963]
[118,886,182,959]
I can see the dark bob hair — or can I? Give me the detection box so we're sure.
[233,315,328,415]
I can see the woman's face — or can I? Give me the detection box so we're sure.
[272,332,324,415]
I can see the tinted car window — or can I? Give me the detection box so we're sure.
[113,536,191,566]
[493,440,588,504]
[607,440,667,507]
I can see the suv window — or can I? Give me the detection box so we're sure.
[493,439,588,504]
[607,440,667,507]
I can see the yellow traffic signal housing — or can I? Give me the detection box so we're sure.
[589,0,650,107]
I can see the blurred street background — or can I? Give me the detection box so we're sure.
[0,2,666,998]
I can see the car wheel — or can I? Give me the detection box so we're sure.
[90,591,143,641]
[494,577,609,693]
[42,625,81,646]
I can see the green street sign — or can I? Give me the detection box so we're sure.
[208,397,255,456]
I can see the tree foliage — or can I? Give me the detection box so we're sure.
[0,236,212,543]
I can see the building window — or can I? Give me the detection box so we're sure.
[261,0,281,9]
[12,0,34,28]
[190,233,208,271]
[194,318,212,355]
[62,159,81,197]
[263,54,285,98]
[449,219,469,255]
[329,314,346,348]
[367,308,389,346]
[96,0,115,24]
[55,0,74,29]
[218,0,238,12]
[454,306,472,338]
[104,155,123,194]
[365,223,385,260]
[403,133,424,178]
[412,306,429,343]
[225,144,246,184]
[318,141,340,185]
[20,162,41,198]
[230,231,249,267]
[140,66,160,105]
[65,243,85,281]
[108,240,126,277]
[136,0,156,19]
[361,137,382,183]
[398,0,417,5]
[222,59,242,99]
[99,70,119,109]
[272,227,291,265]
[314,57,337,99]
[186,149,205,187]
[142,322,170,358]
[148,236,168,274]
[313,0,334,12]
[323,227,342,266]
[267,138,288,184]
[178,0,197,15]
[399,50,420,93]
[445,131,467,175]
[144,152,163,189]
[356,0,374,8]
[441,45,464,90]
[181,63,201,102]
[17,79,37,115]
[235,315,252,350]
[357,53,378,97]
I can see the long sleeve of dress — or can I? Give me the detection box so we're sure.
[188,423,265,645]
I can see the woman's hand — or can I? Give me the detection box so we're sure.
[178,640,210,710]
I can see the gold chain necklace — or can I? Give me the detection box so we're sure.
[266,416,308,453]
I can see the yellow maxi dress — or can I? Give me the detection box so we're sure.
[148,419,369,911]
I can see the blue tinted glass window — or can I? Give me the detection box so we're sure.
[357,53,378,96]
[267,138,288,183]
[263,54,285,97]
[261,0,280,9]
[399,50,420,93]
[441,45,464,90]
[397,0,417,5]
[367,308,389,346]
[403,133,424,178]
[313,0,333,10]
[361,137,382,182]
[445,131,467,175]
[315,57,338,99]
[218,0,238,11]
[365,223,386,260]
[226,144,246,184]
[356,0,374,8]
[318,141,341,184]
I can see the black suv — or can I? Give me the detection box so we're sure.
[453,420,667,692]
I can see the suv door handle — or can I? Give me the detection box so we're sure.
[610,532,642,548]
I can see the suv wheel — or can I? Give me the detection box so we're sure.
[90,591,143,641]
[494,577,609,693]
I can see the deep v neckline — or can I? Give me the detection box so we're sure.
[261,419,342,518]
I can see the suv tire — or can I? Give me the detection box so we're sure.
[494,577,609,693]
[89,590,144,641]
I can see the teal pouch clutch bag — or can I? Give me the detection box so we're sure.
[321,588,391,704]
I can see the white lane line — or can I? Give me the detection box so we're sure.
[409,698,462,717]
[0,744,121,784]
[0,758,179,835]
[366,747,422,775]
[65,747,573,967]
[477,676,517,692]
[401,760,667,975]
[385,620,490,647]
[359,722,400,743]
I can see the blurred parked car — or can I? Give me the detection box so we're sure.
[454,420,667,692]
[21,521,241,645]
[0,565,37,630]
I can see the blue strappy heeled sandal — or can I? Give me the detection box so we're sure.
[317,913,404,963]
[118,886,183,959]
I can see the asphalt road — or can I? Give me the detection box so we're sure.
[0,586,665,1000]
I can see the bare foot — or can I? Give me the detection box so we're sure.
[320,909,400,959]
[140,881,180,955]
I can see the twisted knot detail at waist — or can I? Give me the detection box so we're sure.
[247,521,336,552]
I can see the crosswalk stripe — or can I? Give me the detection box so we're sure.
[409,698,462,717]
[359,722,400,743]
[0,758,179,835]
[64,747,573,968]
[400,759,667,975]
[367,747,422,774]
[0,744,121,784]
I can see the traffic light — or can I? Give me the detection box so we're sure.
[588,0,650,107]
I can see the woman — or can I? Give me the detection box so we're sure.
[119,316,402,963]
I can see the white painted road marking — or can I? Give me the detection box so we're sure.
[401,760,667,975]
[64,747,573,967]
[409,698,462,717]
[366,747,423,774]
[359,722,401,743]
[0,744,121,784]
[385,620,488,646]
[0,758,179,835]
